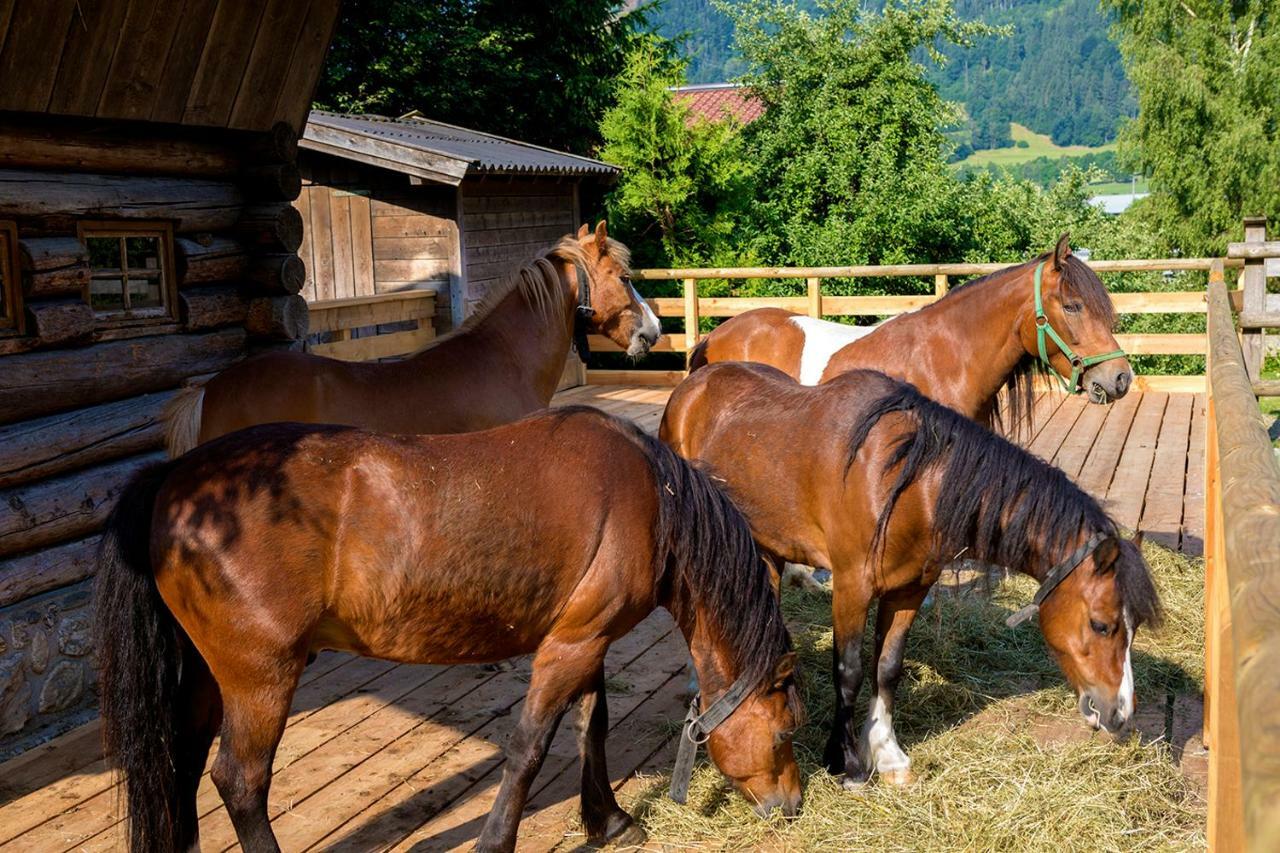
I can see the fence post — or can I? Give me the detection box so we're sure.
[935,273,949,297]
[1240,216,1267,381]
[683,278,699,364]
[807,277,822,318]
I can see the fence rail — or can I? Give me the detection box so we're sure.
[1204,257,1280,852]
[306,290,436,361]
[586,257,1231,390]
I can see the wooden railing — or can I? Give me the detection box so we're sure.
[1204,257,1280,852]
[585,257,1242,389]
[305,290,436,361]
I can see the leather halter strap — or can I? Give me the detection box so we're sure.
[1033,261,1126,394]
[572,264,594,365]
[1006,532,1109,628]
[669,671,758,804]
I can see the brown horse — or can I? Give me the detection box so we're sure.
[661,363,1160,789]
[164,221,660,455]
[688,235,1131,430]
[95,406,801,853]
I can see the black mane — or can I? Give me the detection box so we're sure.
[844,380,1160,626]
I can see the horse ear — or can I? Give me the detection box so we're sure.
[577,222,590,240]
[594,219,608,246]
[1131,529,1145,551]
[771,651,797,689]
[1053,232,1072,270]
[1092,535,1123,573]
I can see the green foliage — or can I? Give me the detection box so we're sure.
[597,36,757,268]
[1102,0,1280,255]
[315,0,646,154]
[957,150,1128,187]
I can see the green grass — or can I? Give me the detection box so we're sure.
[1261,353,1280,447]
[1088,179,1151,196]
[957,123,1116,169]
[615,542,1207,851]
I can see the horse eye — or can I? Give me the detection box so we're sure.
[1089,619,1109,636]
[1064,301,1083,314]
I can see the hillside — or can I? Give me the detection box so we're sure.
[647,0,1134,149]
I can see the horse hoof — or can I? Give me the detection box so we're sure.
[839,774,870,792]
[588,812,646,849]
[880,767,916,786]
[611,823,648,848]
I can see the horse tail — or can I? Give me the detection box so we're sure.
[686,336,711,373]
[163,384,205,458]
[95,461,201,853]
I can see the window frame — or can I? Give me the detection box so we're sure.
[76,220,178,327]
[0,220,22,336]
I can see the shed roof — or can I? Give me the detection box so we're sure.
[671,84,765,127]
[301,111,621,186]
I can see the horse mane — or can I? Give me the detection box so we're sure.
[936,252,1116,436]
[844,377,1160,626]
[549,405,799,699]
[410,233,632,354]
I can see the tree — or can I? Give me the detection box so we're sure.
[598,36,758,268]
[1102,0,1280,253]
[315,1,647,154]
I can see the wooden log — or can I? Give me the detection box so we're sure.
[19,237,89,299]
[0,451,166,559]
[1227,240,1280,260]
[0,327,246,426]
[248,254,306,295]
[0,389,173,490]
[246,121,299,165]
[24,300,95,346]
[1253,381,1280,398]
[242,163,302,202]
[179,286,249,330]
[246,295,308,341]
[174,236,249,286]
[0,123,242,178]
[0,169,243,233]
[235,203,304,252]
[683,278,699,358]
[0,535,100,609]
[1237,313,1280,329]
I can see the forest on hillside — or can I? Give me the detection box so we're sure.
[649,0,1134,149]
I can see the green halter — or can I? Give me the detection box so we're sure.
[1033,261,1126,394]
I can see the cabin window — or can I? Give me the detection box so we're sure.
[78,222,177,323]
[0,221,20,335]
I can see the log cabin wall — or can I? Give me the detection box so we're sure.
[0,0,342,759]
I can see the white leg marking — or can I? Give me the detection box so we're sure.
[861,694,910,773]
[790,316,879,385]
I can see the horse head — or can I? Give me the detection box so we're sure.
[1036,532,1160,734]
[575,221,660,358]
[1018,233,1133,403]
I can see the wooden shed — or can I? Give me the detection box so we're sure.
[295,111,620,337]
[0,0,342,757]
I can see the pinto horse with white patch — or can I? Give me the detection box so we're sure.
[164,221,660,455]
[661,363,1160,789]
[689,235,1131,431]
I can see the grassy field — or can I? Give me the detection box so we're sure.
[958,123,1117,169]
[613,542,1207,851]
[1088,178,1151,196]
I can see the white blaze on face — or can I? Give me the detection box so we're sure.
[789,316,880,385]
[1118,607,1135,721]
[629,281,660,342]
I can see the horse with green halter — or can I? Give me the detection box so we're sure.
[1033,259,1127,400]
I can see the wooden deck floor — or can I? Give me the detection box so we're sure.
[0,387,1205,852]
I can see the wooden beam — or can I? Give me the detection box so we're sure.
[0,535,100,608]
[631,258,1243,281]
[807,276,822,318]
[246,294,308,341]
[1227,240,1280,259]
[175,237,249,287]
[19,237,88,299]
[1239,216,1268,381]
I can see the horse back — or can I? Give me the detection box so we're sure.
[695,308,806,379]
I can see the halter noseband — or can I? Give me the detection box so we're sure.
[572,264,594,365]
[669,670,758,804]
[1006,532,1108,628]
[1033,261,1125,395]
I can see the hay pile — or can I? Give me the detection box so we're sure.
[620,541,1206,851]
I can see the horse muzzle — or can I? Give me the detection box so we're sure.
[1079,690,1130,735]
[1083,362,1132,404]
[751,788,802,819]
[627,327,659,359]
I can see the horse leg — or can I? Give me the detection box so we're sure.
[209,660,303,853]
[859,584,928,785]
[824,577,872,789]
[477,640,607,853]
[175,642,223,851]
[578,666,645,846]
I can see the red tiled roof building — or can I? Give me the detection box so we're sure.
[671,83,765,126]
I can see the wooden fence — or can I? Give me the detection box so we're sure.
[584,257,1244,390]
[305,290,436,361]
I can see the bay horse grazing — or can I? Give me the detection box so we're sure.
[164,220,660,455]
[95,407,801,853]
[688,234,1131,430]
[661,363,1160,789]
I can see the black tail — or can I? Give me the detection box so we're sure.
[686,336,711,373]
[94,462,199,853]
[633,423,793,693]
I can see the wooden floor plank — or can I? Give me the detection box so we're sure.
[1050,400,1109,480]
[1139,393,1193,549]
[1075,392,1142,500]
[1181,393,1208,555]
[1027,395,1086,463]
[1105,393,1169,531]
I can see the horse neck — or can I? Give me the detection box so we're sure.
[894,269,1032,419]
[433,258,578,402]
[679,611,738,700]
